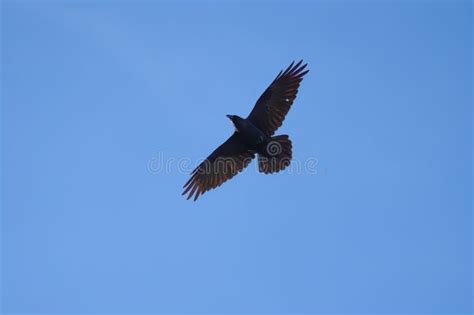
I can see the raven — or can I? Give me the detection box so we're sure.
[183,60,309,201]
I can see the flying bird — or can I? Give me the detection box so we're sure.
[183,60,309,201]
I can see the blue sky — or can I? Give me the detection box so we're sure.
[1,1,472,314]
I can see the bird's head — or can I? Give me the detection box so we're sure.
[226,115,244,131]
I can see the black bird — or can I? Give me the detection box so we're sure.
[183,60,309,201]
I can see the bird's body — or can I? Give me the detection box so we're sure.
[227,115,269,150]
[183,60,309,201]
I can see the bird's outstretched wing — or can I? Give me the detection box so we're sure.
[182,133,255,201]
[247,60,309,136]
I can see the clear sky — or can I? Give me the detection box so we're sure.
[2,1,472,314]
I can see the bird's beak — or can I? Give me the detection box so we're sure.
[226,115,232,120]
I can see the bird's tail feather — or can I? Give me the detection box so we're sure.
[258,135,292,174]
